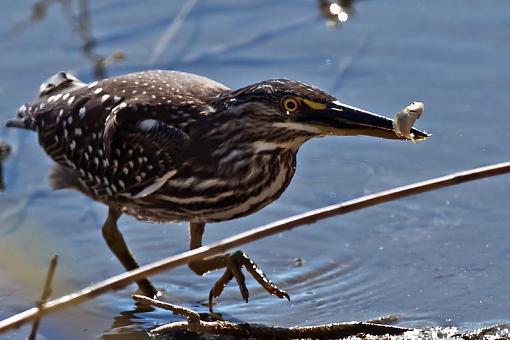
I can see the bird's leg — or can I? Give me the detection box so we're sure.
[188,222,289,311]
[101,207,157,297]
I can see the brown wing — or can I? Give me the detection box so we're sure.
[15,70,227,200]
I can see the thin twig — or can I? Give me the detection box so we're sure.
[0,162,509,333]
[28,255,58,340]
[148,0,198,65]
[132,294,200,324]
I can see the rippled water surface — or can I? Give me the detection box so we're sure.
[1,1,510,339]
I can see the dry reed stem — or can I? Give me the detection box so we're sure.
[28,255,58,340]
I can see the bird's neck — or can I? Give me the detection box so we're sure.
[249,137,307,154]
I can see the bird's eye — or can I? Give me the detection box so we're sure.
[281,97,300,113]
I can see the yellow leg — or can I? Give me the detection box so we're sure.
[101,207,157,297]
[188,222,289,311]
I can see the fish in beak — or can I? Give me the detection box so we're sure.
[309,100,429,141]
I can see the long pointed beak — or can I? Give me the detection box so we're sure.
[314,101,429,140]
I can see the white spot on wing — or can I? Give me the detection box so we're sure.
[79,107,86,119]
[137,119,159,131]
[132,170,177,198]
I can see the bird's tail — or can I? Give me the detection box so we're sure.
[5,103,37,131]
[5,71,85,132]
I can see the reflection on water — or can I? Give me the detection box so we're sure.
[75,0,125,79]
[0,142,10,191]
[9,0,65,31]
[103,303,155,340]
[317,0,355,27]
[10,0,124,79]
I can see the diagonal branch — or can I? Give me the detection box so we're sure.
[0,161,509,334]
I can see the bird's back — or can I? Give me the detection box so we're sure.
[7,70,297,223]
[10,71,226,198]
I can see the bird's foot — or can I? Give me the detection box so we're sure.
[133,279,159,298]
[208,250,289,312]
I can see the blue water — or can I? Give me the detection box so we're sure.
[1,1,510,339]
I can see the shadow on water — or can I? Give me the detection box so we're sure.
[101,295,253,340]
[102,303,156,340]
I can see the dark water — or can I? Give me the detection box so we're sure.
[1,0,510,339]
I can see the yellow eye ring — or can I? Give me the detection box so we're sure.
[282,97,300,113]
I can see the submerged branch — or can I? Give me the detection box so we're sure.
[0,162,509,334]
[133,294,201,325]
[133,294,409,337]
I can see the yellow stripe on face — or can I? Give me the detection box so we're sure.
[301,98,327,110]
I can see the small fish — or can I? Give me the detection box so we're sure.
[393,101,424,143]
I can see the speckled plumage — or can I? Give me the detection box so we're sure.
[7,69,428,306]
[9,70,335,223]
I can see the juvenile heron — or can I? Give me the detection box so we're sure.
[6,70,427,309]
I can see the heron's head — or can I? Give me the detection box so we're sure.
[213,78,428,150]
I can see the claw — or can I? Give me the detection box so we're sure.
[228,251,249,302]
[209,269,233,311]
[204,250,290,312]
[189,222,289,311]
[234,251,290,301]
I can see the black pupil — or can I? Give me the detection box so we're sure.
[286,100,296,110]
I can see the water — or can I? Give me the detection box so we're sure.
[1,0,510,338]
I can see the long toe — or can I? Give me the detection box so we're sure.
[207,250,290,312]
[231,251,290,301]
[209,269,234,312]
[227,253,250,302]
